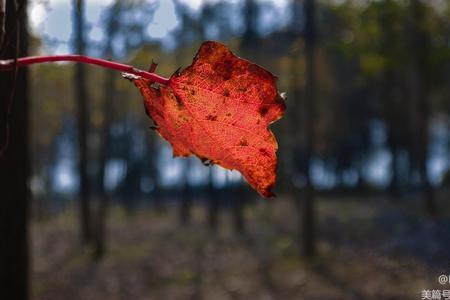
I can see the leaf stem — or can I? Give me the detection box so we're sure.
[0,55,170,85]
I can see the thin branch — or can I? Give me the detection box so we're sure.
[0,55,170,85]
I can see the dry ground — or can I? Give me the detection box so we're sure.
[31,191,450,300]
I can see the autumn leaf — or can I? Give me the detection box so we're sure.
[130,41,285,197]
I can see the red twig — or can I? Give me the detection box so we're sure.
[0,54,170,85]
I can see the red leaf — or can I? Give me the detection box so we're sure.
[131,41,285,197]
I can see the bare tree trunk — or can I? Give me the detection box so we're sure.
[302,0,317,257]
[242,0,258,48]
[0,0,5,48]
[410,0,436,216]
[379,0,401,201]
[93,66,114,260]
[179,160,192,226]
[383,68,401,200]
[0,1,30,299]
[179,191,192,225]
[73,0,92,243]
[207,168,218,231]
[92,0,122,259]
[232,189,246,235]
[388,137,401,199]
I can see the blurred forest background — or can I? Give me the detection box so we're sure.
[1,0,450,299]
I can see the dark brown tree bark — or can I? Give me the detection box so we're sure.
[73,0,92,243]
[302,0,317,257]
[207,168,219,231]
[93,66,114,260]
[409,0,436,216]
[0,1,30,299]
[179,160,192,226]
[231,189,246,235]
[0,0,5,48]
[242,0,258,48]
[379,0,401,200]
[93,1,121,259]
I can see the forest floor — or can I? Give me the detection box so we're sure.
[31,190,450,300]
